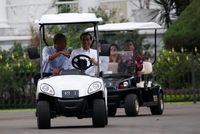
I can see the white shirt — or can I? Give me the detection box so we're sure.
[42,46,71,73]
[70,48,97,76]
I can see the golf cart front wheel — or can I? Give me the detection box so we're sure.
[124,94,139,116]
[37,101,51,129]
[150,93,164,115]
[92,99,107,127]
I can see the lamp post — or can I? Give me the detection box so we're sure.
[191,50,197,104]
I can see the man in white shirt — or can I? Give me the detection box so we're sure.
[33,33,71,85]
[70,32,98,76]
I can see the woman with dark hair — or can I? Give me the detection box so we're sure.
[109,43,119,62]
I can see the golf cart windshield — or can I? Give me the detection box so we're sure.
[106,50,135,75]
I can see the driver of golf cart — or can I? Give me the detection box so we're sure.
[33,33,71,85]
[70,32,98,76]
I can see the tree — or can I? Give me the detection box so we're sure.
[89,7,128,24]
[174,0,192,16]
[0,43,37,108]
[163,0,200,103]
[129,0,151,9]
[57,0,78,13]
[151,0,175,28]
[150,0,191,28]
[164,0,200,52]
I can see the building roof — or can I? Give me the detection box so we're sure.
[85,22,163,32]
[35,13,102,25]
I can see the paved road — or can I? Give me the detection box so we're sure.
[0,104,200,134]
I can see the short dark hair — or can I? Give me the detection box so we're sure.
[125,39,135,45]
[80,32,93,40]
[53,33,66,44]
[109,43,119,50]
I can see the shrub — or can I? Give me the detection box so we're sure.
[153,49,200,89]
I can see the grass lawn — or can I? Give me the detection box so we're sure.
[166,101,200,104]
[0,108,36,112]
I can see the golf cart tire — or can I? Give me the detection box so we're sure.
[124,94,139,116]
[92,99,107,127]
[108,107,117,116]
[37,101,51,129]
[150,93,164,115]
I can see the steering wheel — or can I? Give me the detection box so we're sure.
[72,54,93,70]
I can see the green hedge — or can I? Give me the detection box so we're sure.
[0,43,37,108]
[164,0,200,53]
[153,49,200,88]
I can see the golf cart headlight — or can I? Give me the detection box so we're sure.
[88,81,102,94]
[105,81,113,87]
[119,81,129,89]
[40,83,55,95]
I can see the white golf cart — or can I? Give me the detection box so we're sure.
[86,22,164,116]
[30,13,108,129]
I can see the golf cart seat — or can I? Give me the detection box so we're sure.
[27,47,40,59]
[140,61,153,75]
[108,62,118,74]
[99,42,110,73]
[137,61,153,88]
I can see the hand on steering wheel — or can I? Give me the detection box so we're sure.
[71,54,93,70]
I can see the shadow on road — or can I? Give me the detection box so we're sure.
[51,125,98,129]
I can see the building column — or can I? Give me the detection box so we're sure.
[0,0,9,28]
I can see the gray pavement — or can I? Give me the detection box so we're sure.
[0,104,200,134]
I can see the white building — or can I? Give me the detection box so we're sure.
[0,0,163,50]
[0,0,57,50]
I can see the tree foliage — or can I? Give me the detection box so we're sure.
[0,43,37,108]
[174,0,192,16]
[151,0,174,28]
[163,0,200,53]
[0,43,37,74]
[151,0,191,28]
[89,7,128,24]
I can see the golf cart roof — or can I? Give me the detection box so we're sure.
[85,22,162,32]
[35,13,102,25]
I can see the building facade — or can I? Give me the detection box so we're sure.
[0,0,57,50]
[0,0,163,50]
